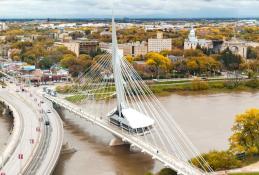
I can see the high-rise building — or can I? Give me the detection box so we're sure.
[148,32,172,52]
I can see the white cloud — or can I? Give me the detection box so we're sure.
[0,0,258,18]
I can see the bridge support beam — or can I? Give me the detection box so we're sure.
[109,137,125,146]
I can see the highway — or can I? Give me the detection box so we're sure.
[0,83,63,175]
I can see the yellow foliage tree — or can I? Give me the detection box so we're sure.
[229,108,259,154]
[145,52,172,78]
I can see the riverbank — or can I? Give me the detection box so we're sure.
[59,79,259,103]
[149,79,259,96]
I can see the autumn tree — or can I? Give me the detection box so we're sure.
[125,55,133,63]
[145,52,172,79]
[229,108,259,154]
[184,49,204,58]
[186,56,221,75]
[60,54,93,77]
[191,150,241,171]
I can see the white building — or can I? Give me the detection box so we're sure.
[0,22,8,31]
[220,38,248,58]
[148,32,172,53]
[184,27,213,50]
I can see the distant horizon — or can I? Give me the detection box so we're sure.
[1,0,259,19]
[0,16,258,21]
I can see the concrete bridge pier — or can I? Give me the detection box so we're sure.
[109,137,126,146]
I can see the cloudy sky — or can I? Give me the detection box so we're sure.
[0,0,259,18]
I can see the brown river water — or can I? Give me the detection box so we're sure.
[0,92,259,175]
[53,91,259,175]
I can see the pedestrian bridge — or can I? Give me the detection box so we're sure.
[43,17,215,175]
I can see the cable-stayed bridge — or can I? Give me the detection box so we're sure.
[44,17,215,175]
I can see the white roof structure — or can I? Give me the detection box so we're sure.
[121,108,154,129]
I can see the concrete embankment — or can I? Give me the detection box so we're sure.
[0,95,23,168]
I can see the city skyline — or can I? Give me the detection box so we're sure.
[0,0,259,19]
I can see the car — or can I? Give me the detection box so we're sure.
[47,110,51,113]
[15,89,20,92]
[40,100,44,104]
[45,121,50,126]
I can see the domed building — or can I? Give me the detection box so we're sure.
[184,27,213,50]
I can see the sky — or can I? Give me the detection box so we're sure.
[0,0,259,18]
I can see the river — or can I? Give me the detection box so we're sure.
[1,92,258,175]
[52,91,259,175]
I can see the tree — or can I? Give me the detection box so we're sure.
[186,56,221,75]
[60,54,77,68]
[145,52,172,79]
[229,108,259,154]
[60,54,93,77]
[158,168,177,175]
[184,49,204,58]
[125,55,133,63]
[219,48,243,71]
[247,46,258,59]
[38,57,53,69]
[191,150,241,171]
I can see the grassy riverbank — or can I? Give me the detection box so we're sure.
[59,79,259,103]
[149,79,259,95]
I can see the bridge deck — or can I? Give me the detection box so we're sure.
[45,94,206,175]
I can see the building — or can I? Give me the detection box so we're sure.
[119,41,148,57]
[220,38,248,58]
[148,32,172,52]
[55,39,99,57]
[0,22,8,31]
[184,27,213,50]
[100,29,112,36]
[100,41,147,57]
[56,42,80,56]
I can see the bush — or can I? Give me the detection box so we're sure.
[224,81,239,89]
[245,79,259,88]
[191,150,241,171]
[158,168,177,175]
[191,79,209,91]
[209,82,225,89]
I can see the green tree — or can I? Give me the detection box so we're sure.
[38,57,53,69]
[158,168,177,175]
[191,150,241,171]
[219,48,243,71]
[229,108,259,154]
[60,54,77,68]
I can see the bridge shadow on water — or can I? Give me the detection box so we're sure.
[53,109,162,175]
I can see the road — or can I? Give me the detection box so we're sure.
[0,83,63,175]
